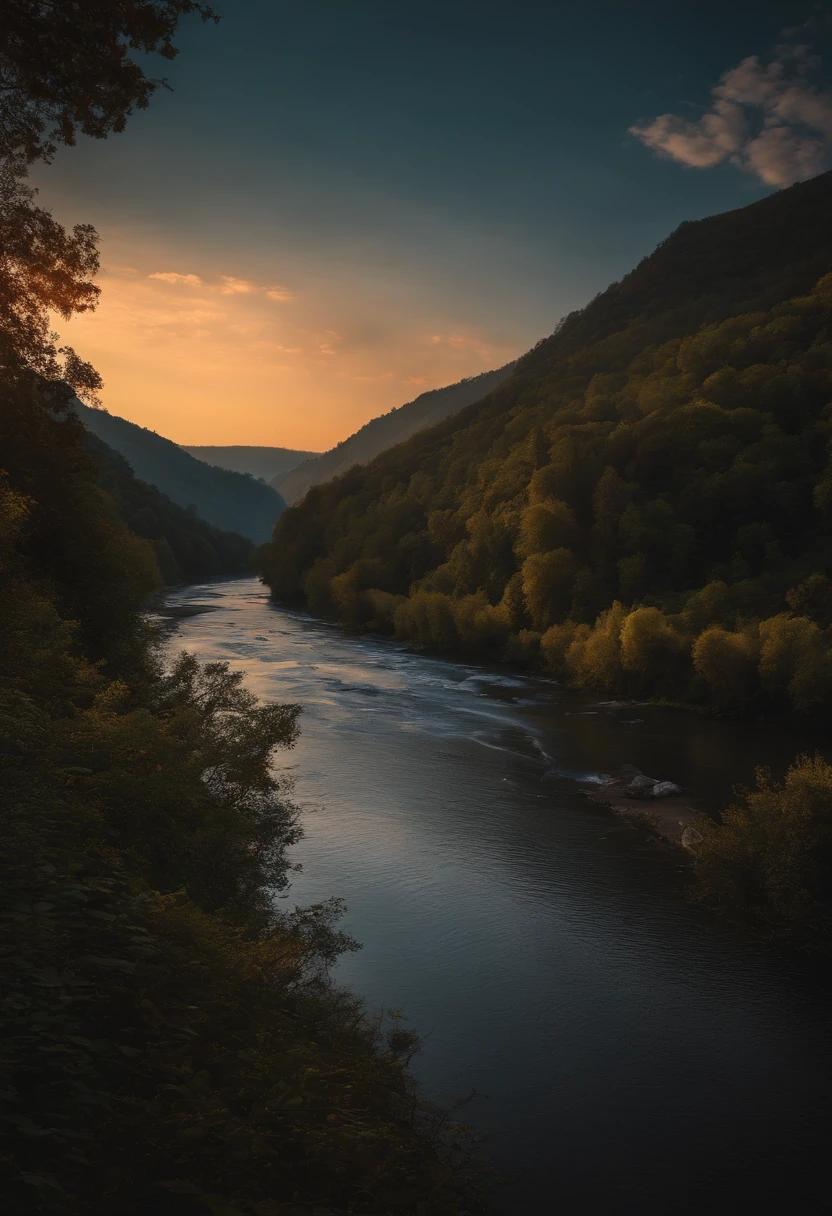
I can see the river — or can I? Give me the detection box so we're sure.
[161,576,832,1215]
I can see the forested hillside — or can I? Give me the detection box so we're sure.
[86,433,253,582]
[0,7,481,1208]
[182,444,319,481]
[1,373,481,1215]
[260,172,832,719]
[75,402,285,543]
[273,363,516,505]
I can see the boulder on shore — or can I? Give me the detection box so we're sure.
[681,824,705,852]
[625,774,660,799]
[587,765,698,848]
[651,780,683,799]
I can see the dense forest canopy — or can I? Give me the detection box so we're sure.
[259,171,832,720]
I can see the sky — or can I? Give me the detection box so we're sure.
[39,0,832,450]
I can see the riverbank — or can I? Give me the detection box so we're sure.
[161,576,832,1216]
[586,766,703,849]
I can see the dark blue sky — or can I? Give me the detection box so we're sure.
[42,0,832,446]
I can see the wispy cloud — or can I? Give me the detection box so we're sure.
[148,271,202,286]
[219,275,257,295]
[148,271,294,301]
[630,42,832,187]
[428,331,496,360]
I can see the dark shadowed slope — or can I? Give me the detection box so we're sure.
[74,402,285,543]
[272,362,516,505]
[181,444,320,481]
[85,433,254,582]
[519,168,832,383]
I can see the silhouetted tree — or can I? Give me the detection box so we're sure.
[0,0,218,163]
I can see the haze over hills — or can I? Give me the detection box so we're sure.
[181,445,319,481]
[260,170,832,720]
[74,402,285,544]
[85,433,254,583]
[272,363,516,505]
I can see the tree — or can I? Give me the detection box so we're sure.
[786,573,832,627]
[0,156,101,395]
[692,625,759,708]
[515,499,579,559]
[619,605,689,694]
[0,0,218,163]
[0,1,219,397]
[521,547,577,630]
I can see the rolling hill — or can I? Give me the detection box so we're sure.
[272,363,516,505]
[181,444,319,481]
[74,402,285,544]
[85,433,254,583]
[259,170,832,718]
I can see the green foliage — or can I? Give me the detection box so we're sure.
[0,375,163,662]
[692,755,832,952]
[0,375,482,1214]
[259,177,832,721]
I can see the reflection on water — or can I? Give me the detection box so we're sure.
[162,577,832,1215]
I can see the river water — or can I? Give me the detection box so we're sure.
[162,576,832,1215]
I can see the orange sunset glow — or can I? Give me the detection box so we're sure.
[55,247,521,449]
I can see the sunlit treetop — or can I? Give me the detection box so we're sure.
[0,0,218,162]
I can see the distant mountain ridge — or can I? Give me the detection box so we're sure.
[272,363,516,505]
[181,445,319,481]
[517,168,832,385]
[85,433,254,583]
[74,402,285,544]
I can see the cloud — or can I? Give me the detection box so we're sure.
[148,271,202,285]
[428,330,495,360]
[147,269,295,302]
[219,275,257,295]
[630,42,832,187]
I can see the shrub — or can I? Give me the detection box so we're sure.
[692,754,832,951]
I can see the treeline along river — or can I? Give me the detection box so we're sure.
[162,576,832,1215]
